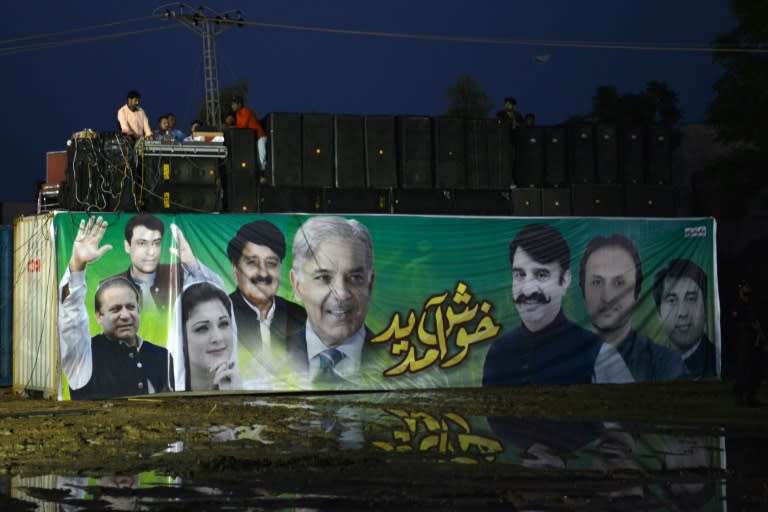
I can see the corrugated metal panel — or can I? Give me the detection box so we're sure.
[11,474,57,512]
[12,213,59,398]
[0,225,12,386]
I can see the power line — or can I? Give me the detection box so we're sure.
[0,15,158,45]
[1,11,764,59]
[240,19,767,54]
[0,25,179,57]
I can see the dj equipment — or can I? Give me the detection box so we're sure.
[139,139,227,158]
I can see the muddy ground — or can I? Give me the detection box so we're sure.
[1,381,766,510]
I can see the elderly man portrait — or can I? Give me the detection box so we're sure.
[59,216,170,400]
[287,216,386,390]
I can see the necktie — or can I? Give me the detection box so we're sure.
[313,348,347,389]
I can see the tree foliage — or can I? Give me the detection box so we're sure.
[443,74,494,119]
[707,0,768,154]
[589,81,681,127]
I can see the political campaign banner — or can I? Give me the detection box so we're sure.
[53,212,719,399]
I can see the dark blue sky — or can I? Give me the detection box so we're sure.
[0,1,735,203]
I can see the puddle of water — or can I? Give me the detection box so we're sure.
[4,395,766,511]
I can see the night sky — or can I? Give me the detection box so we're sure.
[0,1,735,203]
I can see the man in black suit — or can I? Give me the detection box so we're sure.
[653,258,718,380]
[288,216,386,390]
[59,216,170,400]
[227,220,306,388]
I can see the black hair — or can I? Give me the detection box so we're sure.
[509,223,570,284]
[652,259,708,310]
[579,234,643,300]
[227,220,286,264]
[127,90,141,100]
[124,213,165,243]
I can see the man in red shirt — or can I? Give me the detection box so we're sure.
[231,95,267,170]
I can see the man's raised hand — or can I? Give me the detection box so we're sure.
[69,216,113,272]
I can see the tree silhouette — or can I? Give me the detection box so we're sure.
[588,82,680,127]
[443,74,494,119]
[707,0,768,154]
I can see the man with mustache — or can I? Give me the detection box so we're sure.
[653,259,718,380]
[483,223,633,386]
[226,220,306,387]
[579,234,688,382]
[59,216,170,400]
[287,216,386,390]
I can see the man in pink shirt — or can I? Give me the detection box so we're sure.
[117,90,153,138]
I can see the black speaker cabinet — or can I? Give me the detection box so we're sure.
[365,116,398,188]
[321,187,390,213]
[621,126,645,184]
[544,125,567,187]
[511,188,542,216]
[452,189,512,216]
[487,120,514,189]
[143,156,221,186]
[267,113,302,186]
[302,113,334,187]
[571,184,624,217]
[625,184,677,217]
[334,115,366,188]
[144,184,221,213]
[226,128,257,174]
[433,117,466,188]
[258,186,321,213]
[646,126,672,185]
[541,188,572,216]
[515,126,544,188]
[224,129,259,212]
[397,116,433,188]
[465,119,489,189]
[595,124,618,184]
[568,124,596,184]
[392,188,452,214]
[143,156,222,212]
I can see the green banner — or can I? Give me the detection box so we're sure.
[54,212,719,399]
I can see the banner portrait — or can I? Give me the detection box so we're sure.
[53,212,719,400]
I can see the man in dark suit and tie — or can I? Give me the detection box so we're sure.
[287,216,387,390]
[653,258,718,380]
[226,220,306,388]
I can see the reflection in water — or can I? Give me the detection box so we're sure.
[4,396,739,511]
[660,435,720,511]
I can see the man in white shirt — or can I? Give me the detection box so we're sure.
[117,90,153,138]
[226,220,306,388]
